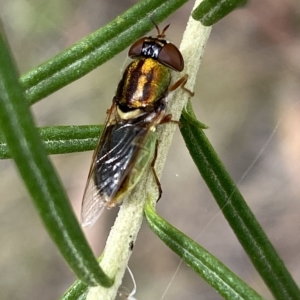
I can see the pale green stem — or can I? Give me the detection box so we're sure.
[86,1,211,299]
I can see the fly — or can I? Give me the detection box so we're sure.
[81,23,192,227]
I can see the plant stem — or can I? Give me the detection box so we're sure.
[86,1,211,298]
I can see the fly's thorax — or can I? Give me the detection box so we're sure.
[115,58,171,109]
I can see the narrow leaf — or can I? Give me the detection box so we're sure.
[179,101,300,299]
[192,0,247,26]
[145,200,264,300]
[0,27,112,287]
[60,280,88,300]
[21,0,191,105]
[0,125,102,159]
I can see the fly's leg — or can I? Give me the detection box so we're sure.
[168,74,194,96]
[148,86,191,201]
[151,140,162,202]
[159,113,181,127]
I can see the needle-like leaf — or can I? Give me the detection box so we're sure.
[179,101,300,299]
[145,199,264,300]
[0,26,112,288]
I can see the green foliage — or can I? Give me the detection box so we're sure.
[0,27,113,288]
[0,125,102,159]
[0,0,299,299]
[20,0,190,105]
[180,101,300,299]
[145,199,264,300]
[192,0,248,26]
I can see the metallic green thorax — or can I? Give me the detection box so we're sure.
[115,57,171,110]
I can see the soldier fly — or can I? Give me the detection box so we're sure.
[81,23,192,227]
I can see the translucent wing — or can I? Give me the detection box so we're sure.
[81,103,117,227]
[80,176,109,227]
[81,108,156,227]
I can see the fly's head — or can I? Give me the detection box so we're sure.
[128,23,184,72]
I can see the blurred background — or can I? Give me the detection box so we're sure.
[1,0,300,299]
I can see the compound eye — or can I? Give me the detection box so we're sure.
[128,37,146,58]
[158,43,184,72]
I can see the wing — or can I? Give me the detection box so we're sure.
[81,103,117,227]
[81,112,150,226]
[93,123,143,200]
[81,107,163,227]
